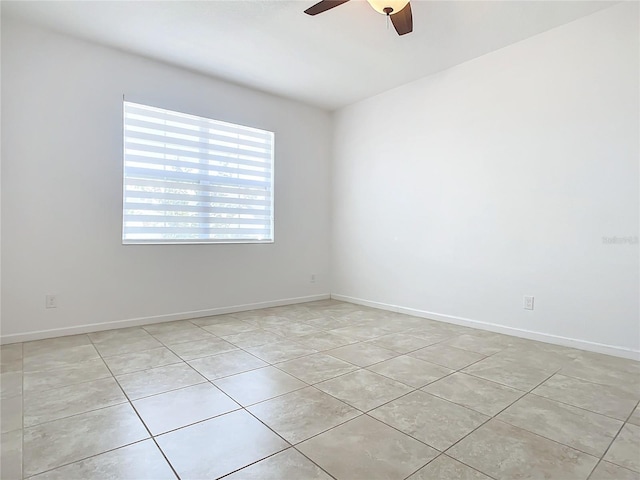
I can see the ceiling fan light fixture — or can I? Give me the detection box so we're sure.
[366,0,410,15]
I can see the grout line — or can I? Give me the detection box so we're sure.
[526,389,633,423]
[437,369,560,460]
[586,398,640,480]
[553,370,640,392]
[87,335,183,480]
[400,453,500,480]
[11,303,640,480]
[291,447,340,480]
[22,438,152,479]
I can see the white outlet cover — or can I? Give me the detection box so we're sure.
[45,295,58,308]
[523,296,534,310]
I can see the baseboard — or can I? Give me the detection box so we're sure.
[0,293,331,345]
[331,293,640,361]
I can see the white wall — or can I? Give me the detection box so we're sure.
[1,18,331,341]
[332,3,640,357]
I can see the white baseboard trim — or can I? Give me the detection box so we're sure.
[331,293,640,361]
[0,294,331,345]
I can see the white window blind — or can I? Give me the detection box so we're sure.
[122,101,274,244]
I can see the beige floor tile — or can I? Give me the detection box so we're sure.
[189,313,239,327]
[23,344,100,372]
[560,355,640,397]
[301,316,353,331]
[629,405,640,426]
[262,322,323,338]
[1,429,22,480]
[491,346,570,371]
[368,355,453,388]
[367,333,435,353]
[448,419,598,479]
[0,344,23,374]
[23,357,111,394]
[103,347,181,375]
[246,339,318,364]
[23,403,149,477]
[167,337,237,360]
[151,326,216,346]
[221,329,285,348]
[298,415,438,480]
[0,372,22,399]
[188,349,268,380]
[24,377,127,427]
[590,461,640,480]
[88,327,148,343]
[91,329,163,357]
[315,369,412,412]
[327,342,399,367]
[133,382,239,434]
[532,374,638,420]
[142,320,199,336]
[1,395,22,433]
[8,302,640,480]
[30,439,176,479]
[156,410,288,479]
[407,455,492,480]
[225,448,331,480]
[409,343,486,370]
[497,394,623,456]
[405,328,455,345]
[463,355,555,391]
[213,366,307,406]
[570,351,640,375]
[200,320,257,336]
[116,363,206,399]
[276,353,358,384]
[604,423,640,472]
[443,334,507,355]
[328,324,398,341]
[370,391,489,451]
[248,387,360,443]
[245,315,293,329]
[422,372,524,416]
[0,343,23,362]
[294,331,358,351]
[24,335,92,356]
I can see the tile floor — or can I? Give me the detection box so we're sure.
[1,300,639,479]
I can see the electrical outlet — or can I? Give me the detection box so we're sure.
[310,274,317,283]
[45,295,58,309]
[523,295,534,310]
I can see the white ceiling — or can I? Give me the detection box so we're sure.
[3,0,617,110]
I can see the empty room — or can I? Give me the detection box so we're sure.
[1,0,638,479]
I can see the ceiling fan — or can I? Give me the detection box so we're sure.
[305,0,413,36]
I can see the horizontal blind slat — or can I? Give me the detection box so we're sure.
[124,202,272,215]
[125,178,270,198]
[124,154,271,179]
[125,131,272,160]
[124,227,271,235]
[124,215,270,225]
[125,117,271,150]
[125,103,273,141]
[125,167,271,189]
[123,204,271,216]
[124,189,270,204]
[125,190,271,207]
[124,137,269,163]
[123,101,274,243]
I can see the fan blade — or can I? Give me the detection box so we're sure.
[390,2,413,35]
[304,0,350,16]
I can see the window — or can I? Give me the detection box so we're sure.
[122,101,274,244]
